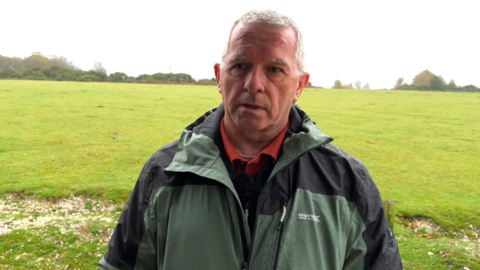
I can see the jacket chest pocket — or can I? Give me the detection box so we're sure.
[254,189,352,270]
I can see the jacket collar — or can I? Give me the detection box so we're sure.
[165,103,332,183]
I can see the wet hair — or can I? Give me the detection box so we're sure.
[222,9,306,74]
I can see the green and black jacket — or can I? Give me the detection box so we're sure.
[99,104,402,270]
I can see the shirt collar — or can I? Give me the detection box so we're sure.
[220,117,290,164]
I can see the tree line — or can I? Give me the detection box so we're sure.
[2,53,478,91]
[332,80,370,90]
[331,70,478,92]
[0,52,217,85]
[393,70,479,92]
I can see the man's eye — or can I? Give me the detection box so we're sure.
[234,63,247,69]
[269,67,282,73]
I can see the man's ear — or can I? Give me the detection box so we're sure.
[214,63,221,93]
[293,72,310,103]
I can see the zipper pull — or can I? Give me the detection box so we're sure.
[277,201,287,231]
[242,261,249,270]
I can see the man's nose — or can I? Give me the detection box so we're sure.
[244,67,266,93]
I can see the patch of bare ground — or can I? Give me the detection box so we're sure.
[399,216,480,260]
[399,216,479,240]
[0,193,121,242]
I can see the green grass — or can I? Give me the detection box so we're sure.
[296,89,480,231]
[0,80,221,201]
[0,221,113,269]
[1,80,480,269]
[394,224,480,269]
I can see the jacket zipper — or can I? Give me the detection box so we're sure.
[244,138,333,270]
[272,201,287,270]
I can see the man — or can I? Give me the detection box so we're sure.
[99,10,402,270]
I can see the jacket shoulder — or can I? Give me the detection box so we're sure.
[299,142,376,203]
[321,143,371,181]
[101,140,179,269]
[136,140,179,186]
[320,143,383,206]
[143,140,178,172]
[312,143,402,269]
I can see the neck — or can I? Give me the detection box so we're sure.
[223,117,287,157]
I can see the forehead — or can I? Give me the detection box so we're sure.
[227,22,297,60]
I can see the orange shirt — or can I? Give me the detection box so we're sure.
[220,118,289,176]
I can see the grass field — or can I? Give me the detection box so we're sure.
[1,80,479,269]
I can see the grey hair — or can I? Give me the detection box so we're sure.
[221,9,305,74]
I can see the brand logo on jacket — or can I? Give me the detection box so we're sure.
[298,213,320,222]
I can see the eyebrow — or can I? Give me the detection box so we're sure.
[227,55,289,66]
[270,58,288,66]
[228,54,246,64]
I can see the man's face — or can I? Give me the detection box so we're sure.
[214,22,309,134]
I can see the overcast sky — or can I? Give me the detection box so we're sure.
[2,0,479,89]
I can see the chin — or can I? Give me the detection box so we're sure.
[235,120,266,132]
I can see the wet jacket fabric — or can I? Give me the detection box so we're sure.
[99,104,402,270]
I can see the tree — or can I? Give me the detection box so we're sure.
[363,83,370,90]
[354,81,362,89]
[0,53,75,74]
[23,69,48,80]
[109,72,127,82]
[78,74,101,82]
[462,85,480,92]
[438,75,446,86]
[136,74,151,82]
[197,79,216,85]
[23,52,51,70]
[447,79,456,89]
[176,73,195,83]
[125,76,137,83]
[0,55,12,70]
[429,75,444,90]
[50,56,76,69]
[333,80,343,89]
[394,78,404,89]
[86,70,107,81]
[412,70,434,86]
[306,82,313,88]
[0,69,19,79]
[10,57,24,73]
[93,62,107,74]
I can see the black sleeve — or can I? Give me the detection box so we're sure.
[352,159,403,269]
[101,160,154,269]
[100,142,178,270]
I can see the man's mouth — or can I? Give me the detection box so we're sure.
[242,104,261,110]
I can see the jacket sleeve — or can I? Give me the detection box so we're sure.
[342,160,403,270]
[99,159,159,270]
